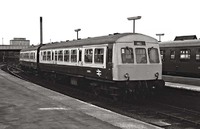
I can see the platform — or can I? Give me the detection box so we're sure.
[163,75,200,92]
[0,69,162,129]
[165,82,200,92]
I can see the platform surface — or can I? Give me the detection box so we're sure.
[163,75,200,92]
[0,69,162,129]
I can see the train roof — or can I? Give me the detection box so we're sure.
[174,35,197,41]
[40,33,157,50]
[20,45,41,52]
[159,39,200,48]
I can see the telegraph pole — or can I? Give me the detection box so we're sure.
[40,17,43,45]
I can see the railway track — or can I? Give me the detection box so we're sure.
[2,64,200,129]
[155,103,200,126]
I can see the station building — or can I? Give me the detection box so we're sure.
[0,38,30,64]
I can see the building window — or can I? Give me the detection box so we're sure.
[64,50,70,62]
[121,47,134,63]
[170,50,175,60]
[94,48,104,64]
[180,49,190,60]
[71,49,77,62]
[135,48,147,63]
[85,49,93,63]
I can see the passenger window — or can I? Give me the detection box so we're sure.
[64,50,70,62]
[160,50,165,62]
[47,51,51,61]
[85,49,93,63]
[180,49,190,60]
[121,47,134,63]
[58,50,63,61]
[94,48,104,64]
[71,49,77,62]
[135,48,147,63]
[196,49,200,61]
[30,53,34,59]
[170,50,175,60]
[148,48,160,63]
[43,51,46,61]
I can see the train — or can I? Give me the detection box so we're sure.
[159,35,200,77]
[19,33,164,99]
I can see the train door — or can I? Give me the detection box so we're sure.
[78,48,83,66]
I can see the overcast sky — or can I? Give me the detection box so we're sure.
[0,0,199,45]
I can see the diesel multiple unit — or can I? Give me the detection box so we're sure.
[20,33,164,98]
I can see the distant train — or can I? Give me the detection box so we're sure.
[20,33,164,99]
[160,35,200,77]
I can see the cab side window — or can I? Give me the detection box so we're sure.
[148,48,160,63]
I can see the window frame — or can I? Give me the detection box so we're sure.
[94,48,104,64]
[135,48,147,64]
[121,47,134,64]
[170,50,176,60]
[71,49,77,62]
[84,48,93,63]
[180,49,191,60]
[148,47,160,63]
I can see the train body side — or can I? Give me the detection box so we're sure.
[160,39,200,77]
[19,46,40,71]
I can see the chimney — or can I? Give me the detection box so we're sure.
[40,17,43,45]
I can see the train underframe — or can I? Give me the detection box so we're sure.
[37,69,164,101]
[20,64,164,101]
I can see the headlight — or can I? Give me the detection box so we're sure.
[155,72,159,79]
[124,73,130,80]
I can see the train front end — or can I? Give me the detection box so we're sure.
[112,33,164,96]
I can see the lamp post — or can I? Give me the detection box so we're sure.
[40,17,43,45]
[127,16,141,33]
[74,29,81,40]
[156,33,164,42]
